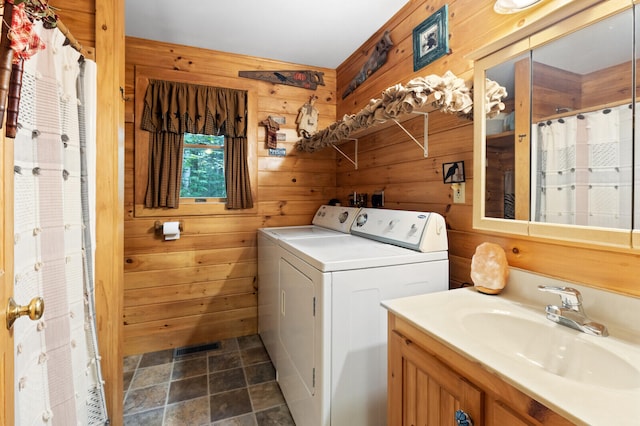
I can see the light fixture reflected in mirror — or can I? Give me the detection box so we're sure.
[494,0,543,14]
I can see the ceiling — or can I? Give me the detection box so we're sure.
[125,0,409,69]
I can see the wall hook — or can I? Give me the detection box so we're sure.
[120,87,131,102]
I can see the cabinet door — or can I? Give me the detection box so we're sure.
[389,330,483,426]
[488,400,533,426]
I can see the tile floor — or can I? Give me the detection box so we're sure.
[122,335,295,425]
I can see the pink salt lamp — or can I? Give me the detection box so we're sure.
[470,242,509,295]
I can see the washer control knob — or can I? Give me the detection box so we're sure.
[356,213,368,227]
[339,211,349,223]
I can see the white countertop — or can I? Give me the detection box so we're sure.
[382,268,640,425]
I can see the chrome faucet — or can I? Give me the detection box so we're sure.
[537,285,608,337]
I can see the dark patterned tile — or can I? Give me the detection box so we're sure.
[255,405,295,426]
[172,356,207,380]
[130,363,172,389]
[209,351,242,372]
[123,370,134,394]
[123,383,168,415]
[123,354,141,372]
[164,396,210,426]
[237,335,263,350]
[212,337,239,354]
[123,407,164,426]
[241,346,269,366]
[209,367,247,394]
[210,388,253,422]
[168,374,209,404]
[139,349,174,368]
[248,381,285,411]
[244,362,275,385]
[212,413,258,426]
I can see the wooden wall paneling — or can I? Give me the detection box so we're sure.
[124,262,257,290]
[125,231,256,255]
[336,0,640,297]
[123,307,257,356]
[123,277,256,306]
[124,37,337,354]
[94,0,125,421]
[1,120,15,426]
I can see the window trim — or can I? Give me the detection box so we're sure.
[134,66,258,217]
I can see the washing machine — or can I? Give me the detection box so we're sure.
[276,208,449,426]
[257,205,361,372]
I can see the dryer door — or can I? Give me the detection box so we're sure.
[279,258,315,397]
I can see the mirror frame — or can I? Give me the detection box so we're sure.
[472,0,635,249]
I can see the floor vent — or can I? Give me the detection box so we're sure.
[173,341,221,358]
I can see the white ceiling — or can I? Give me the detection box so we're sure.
[125,0,409,69]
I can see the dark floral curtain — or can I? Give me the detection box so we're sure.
[141,79,253,209]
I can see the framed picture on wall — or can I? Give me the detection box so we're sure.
[413,5,450,71]
[442,160,465,184]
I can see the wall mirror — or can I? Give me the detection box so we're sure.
[473,1,639,247]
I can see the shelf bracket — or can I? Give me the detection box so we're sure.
[392,111,429,157]
[332,138,358,169]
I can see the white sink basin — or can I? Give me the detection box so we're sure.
[382,269,640,425]
[462,311,640,390]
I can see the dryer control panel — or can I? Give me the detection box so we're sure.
[351,208,447,253]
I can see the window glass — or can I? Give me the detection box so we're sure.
[180,133,226,199]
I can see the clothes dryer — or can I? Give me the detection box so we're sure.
[275,208,449,426]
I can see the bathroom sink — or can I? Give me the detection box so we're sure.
[382,269,640,424]
[461,311,640,389]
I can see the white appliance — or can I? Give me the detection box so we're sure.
[272,208,449,426]
[257,205,361,372]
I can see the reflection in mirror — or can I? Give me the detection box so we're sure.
[530,10,634,229]
[485,53,528,220]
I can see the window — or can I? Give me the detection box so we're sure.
[134,67,257,217]
[180,133,226,200]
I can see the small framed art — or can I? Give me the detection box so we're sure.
[413,5,449,71]
[442,160,465,184]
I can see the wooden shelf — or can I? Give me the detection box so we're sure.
[487,130,514,151]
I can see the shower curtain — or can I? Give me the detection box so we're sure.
[532,104,632,229]
[11,22,108,425]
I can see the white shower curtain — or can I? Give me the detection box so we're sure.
[12,22,107,425]
[533,104,632,229]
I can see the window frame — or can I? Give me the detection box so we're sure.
[134,66,258,217]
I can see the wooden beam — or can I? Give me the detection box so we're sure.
[94,0,124,421]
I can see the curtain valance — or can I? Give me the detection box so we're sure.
[141,79,247,137]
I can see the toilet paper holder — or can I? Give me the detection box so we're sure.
[154,221,184,236]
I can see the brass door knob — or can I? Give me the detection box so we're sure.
[6,297,44,330]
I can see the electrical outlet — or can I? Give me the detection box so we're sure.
[452,183,465,204]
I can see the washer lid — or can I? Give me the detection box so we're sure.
[280,234,447,272]
[261,225,343,240]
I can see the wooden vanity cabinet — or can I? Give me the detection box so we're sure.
[388,313,575,426]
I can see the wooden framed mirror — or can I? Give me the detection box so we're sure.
[473,0,637,248]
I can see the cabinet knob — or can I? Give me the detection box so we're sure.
[455,409,474,426]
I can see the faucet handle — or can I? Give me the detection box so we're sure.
[538,285,583,309]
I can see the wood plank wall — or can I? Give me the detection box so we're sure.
[335,0,640,297]
[124,38,337,355]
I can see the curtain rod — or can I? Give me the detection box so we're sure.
[35,0,91,58]
[1,0,91,58]
[54,16,90,58]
